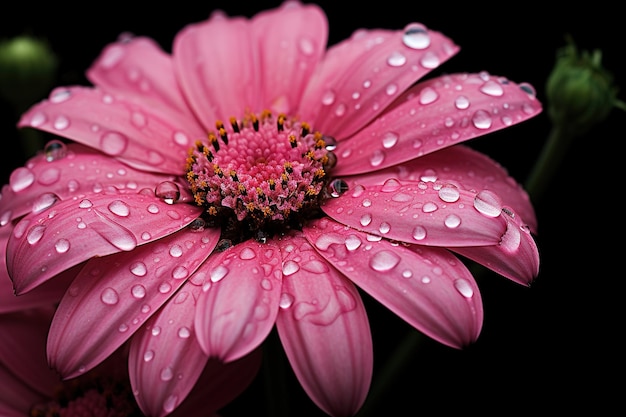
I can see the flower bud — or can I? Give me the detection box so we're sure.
[0,35,58,111]
[545,38,623,135]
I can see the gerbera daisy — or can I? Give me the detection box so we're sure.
[1,2,541,416]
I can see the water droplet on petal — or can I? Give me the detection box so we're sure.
[44,140,67,161]
[155,181,180,204]
[472,110,492,129]
[369,250,401,272]
[322,90,335,106]
[160,367,173,381]
[387,51,407,66]
[173,131,190,146]
[240,247,256,260]
[344,234,362,251]
[54,238,70,253]
[422,202,438,213]
[444,214,461,228]
[100,131,129,156]
[53,115,70,130]
[32,193,59,213]
[369,150,385,167]
[412,226,427,240]
[131,284,146,299]
[282,260,300,276]
[381,132,399,148]
[474,190,502,217]
[455,95,470,110]
[108,200,131,217]
[402,23,431,49]
[279,292,294,309]
[480,80,504,96]
[101,287,119,305]
[210,265,228,282]
[419,87,439,105]
[130,261,147,277]
[328,179,349,197]
[454,279,474,298]
[26,225,46,244]
[10,167,35,192]
[438,184,460,202]
[381,178,402,192]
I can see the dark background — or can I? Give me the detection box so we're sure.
[1,1,622,415]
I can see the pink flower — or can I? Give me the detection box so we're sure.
[1,2,541,416]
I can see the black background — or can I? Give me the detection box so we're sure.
[1,1,622,415]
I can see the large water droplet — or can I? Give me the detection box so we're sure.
[455,95,470,110]
[369,250,401,272]
[130,261,147,277]
[54,238,70,253]
[108,200,131,217]
[26,225,46,244]
[381,132,399,148]
[472,110,492,129]
[402,23,430,49]
[282,260,300,276]
[210,265,228,282]
[474,190,502,217]
[438,184,460,202]
[10,167,35,192]
[100,131,129,156]
[155,181,181,204]
[480,80,504,96]
[454,279,474,298]
[44,140,67,161]
[32,193,59,213]
[101,287,120,305]
[381,178,402,192]
[328,179,349,197]
[131,284,146,299]
[53,115,70,130]
[419,87,439,105]
[387,51,407,66]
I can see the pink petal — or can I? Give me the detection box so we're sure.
[129,281,209,417]
[339,144,538,233]
[7,191,201,294]
[173,13,258,126]
[304,218,483,348]
[300,25,458,139]
[170,349,262,417]
[0,308,60,412]
[332,72,542,177]
[0,143,175,226]
[250,2,327,114]
[452,206,540,286]
[86,36,206,143]
[17,86,193,174]
[194,239,282,362]
[47,226,219,379]
[322,176,507,247]
[275,232,372,417]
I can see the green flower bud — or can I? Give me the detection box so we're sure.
[0,35,58,112]
[545,37,624,136]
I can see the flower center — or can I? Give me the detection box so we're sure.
[185,110,336,244]
[29,376,141,417]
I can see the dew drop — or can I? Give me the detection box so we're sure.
[444,214,461,228]
[422,202,438,213]
[369,250,401,272]
[480,80,504,96]
[131,284,146,299]
[279,292,295,309]
[163,395,178,414]
[369,150,385,167]
[438,184,460,202]
[44,140,67,161]
[100,131,129,156]
[378,222,391,234]
[328,179,349,197]
[472,110,492,129]
[10,167,35,192]
[419,87,439,105]
[381,131,399,148]
[240,247,256,260]
[101,287,119,305]
[474,190,502,217]
[155,181,180,204]
[210,265,229,282]
[160,367,173,381]
[282,260,300,276]
[178,326,191,338]
[381,178,402,192]
[351,184,366,198]
[360,213,372,226]
[455,95,470,110]
[79,199,93,209]
[419,52,439,69]
[385,83,398,96]
[344,234,362,251]
[169,244,183,258]
[412,226,427,240]
[402,23,430,49]
[53,115,69,131]
[54,238,70,253]
[26,225,46,244]
[143,350,154,362]
[32,193,58,213]
[322,90,335,105]
[30,112,47,127]
[158,282,172,294]
[173,131,189,146]
[108,200,131,217]
[387,51,407,66]
[454,279,474,298]
[171,266,189,280]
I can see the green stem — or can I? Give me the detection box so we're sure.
[524,124,576,203]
